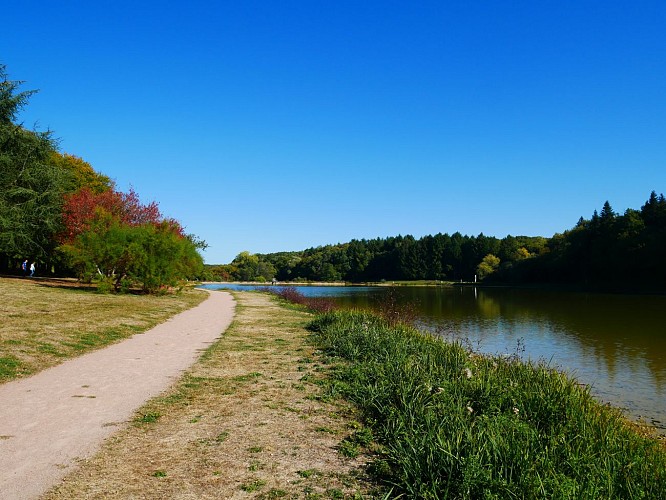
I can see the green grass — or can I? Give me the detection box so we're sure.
[0,356,22,379]
[240,479,266,492]
[134,411,161,425]
[232,371,263,382]
[262,488,288,498]
[297,469,320,478]
[249,460,265,472]
[309,310,666,499]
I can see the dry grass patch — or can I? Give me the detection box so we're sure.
[0,277,206,382]
[45,292,376,499]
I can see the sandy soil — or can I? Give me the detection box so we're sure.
[0,291,235,500]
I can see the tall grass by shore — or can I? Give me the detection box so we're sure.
[308,310,666,499]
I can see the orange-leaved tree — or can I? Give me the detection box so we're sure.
[49,152,113,194]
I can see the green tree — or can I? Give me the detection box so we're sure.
[60,212,203,292]
[600,200,616,222]
[641,191,666,227]
[232,251,261,281]
[127,221,204,292]
[346,239,371,281]
[0,65,72,269]
[256,260,276,282]
[477,254,501,280]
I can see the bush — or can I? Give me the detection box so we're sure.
[60,213,203,293]
[95,276,114,294]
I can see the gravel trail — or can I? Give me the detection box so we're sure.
[0,290,234,500]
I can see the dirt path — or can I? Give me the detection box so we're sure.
[0,290,235,500]
[42,292,373,499]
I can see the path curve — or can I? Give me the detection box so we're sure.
[0,290,235,500]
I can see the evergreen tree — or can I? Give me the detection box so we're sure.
[0,65,72,269]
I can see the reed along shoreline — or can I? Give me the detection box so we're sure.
[308,309,666,498]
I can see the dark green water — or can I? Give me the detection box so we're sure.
[201,284,666,429]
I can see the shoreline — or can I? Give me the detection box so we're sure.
[200,279,666,295]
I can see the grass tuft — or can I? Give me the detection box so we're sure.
[135,411,161,425]
[240,479,266,492]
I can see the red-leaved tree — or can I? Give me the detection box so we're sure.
[60,187,164,243]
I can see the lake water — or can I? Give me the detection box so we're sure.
[199,283,666,429]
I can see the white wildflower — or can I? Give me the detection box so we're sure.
[463,367,473,379]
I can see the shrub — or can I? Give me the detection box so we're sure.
[269,287,337,314]
[60,213,203,293]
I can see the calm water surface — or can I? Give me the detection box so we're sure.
[200,283,666,428]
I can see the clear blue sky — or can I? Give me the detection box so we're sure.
[3,1,665,263]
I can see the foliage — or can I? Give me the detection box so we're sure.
[502,192,666,289]
[60,212,203,293]
[57,186,203,289]
[226,251,276,281]
[60,186,164,243]
[476,253,500,280]
[1,63,205,282]
[210,191,666,291]
[53,150,202,292]
[0,65,72,264]
[309,310,666,498]
[49,151,113,194]
[0,64,36,124]
[203,263,237,282]
[213,234,546,284]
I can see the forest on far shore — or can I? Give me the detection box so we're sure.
[206,191,666,290]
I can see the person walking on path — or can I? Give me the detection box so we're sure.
[29,262,35,277]
[0,290,235,500]
[21,259,28,277]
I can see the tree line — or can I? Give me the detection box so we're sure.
[501,194,666,289]
[207,233,548,283]
[208,192,666,291]
[0,65,204,292]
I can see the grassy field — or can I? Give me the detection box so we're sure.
[0,277,206,382]
[44,291,375,499]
